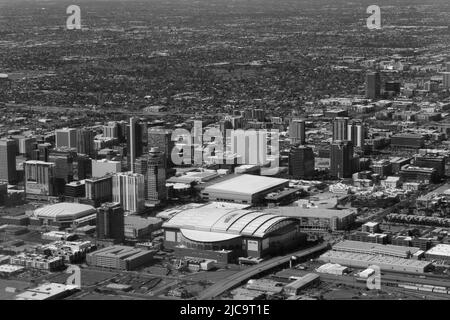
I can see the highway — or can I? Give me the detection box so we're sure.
[197,242,329,300]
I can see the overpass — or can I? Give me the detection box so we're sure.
[198,242,329,300]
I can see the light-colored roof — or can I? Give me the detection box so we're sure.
[204,174,288,196]
[34,203,96,220]
[15,283,74,300]
[180,229,241,243]
[426,244,450,257]
[265,207,355,219]
[163,207,295,239]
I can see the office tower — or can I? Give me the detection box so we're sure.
[92,159,121,178]
[74,154,92,180]
[24,160,55,198]
[0,139,17,184]
[289,146,315,179]
[330,140,354,179]
[76,129,95,156]
[147,148,167,202]
[38,143,50,162]
[134,156,149,198]
[385,81,401,95]
[252,109,265,122]
[231,116,244,129]
[85,176,113,206]
[55,128,78,149]
[148,128,174,167]
[332,117,349,142]
[103,121,119,138]
[366,71,381,100]
[442,72,450,88]
[347,122,366,148]
[96,202,124,243]
[127,118,146,172]
[17,137,36,158]
[112,172,145,214]
[48,148,77,194]
[289,120,306,145]
[230,130,267,166]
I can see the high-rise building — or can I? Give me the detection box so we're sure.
[442,72,450,88]
[127,118,147,172]
[24,160,55,199]
[147,147,167,203]
[76,129,95,156]
[74,154,92,180]
[347,121,366,148]
[330,141,354,179]
[55,128,78,149]
[252,109,265,122]
[289,146,315,179]
[112,172,145,214]
[85,176,113,206]
[48,148,77,194]
[103,122,119,139]
[366,71,381,100]
[289,120,306,145]
[92,159,121,178]
[148,128,173,167]
[0,139,17,184]
[96,202,124,243]
[332,117,349,142]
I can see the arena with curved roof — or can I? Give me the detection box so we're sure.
[162,207,306,259]
[33,202,97,229]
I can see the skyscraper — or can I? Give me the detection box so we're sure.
[347,121,367,148]
[76,129,95,157]
[24,160,55,199]
[366,71,381,100]
[289,120,306,145]
[48,148,77,194]
[85,176,113,207]
[96,202,124,243]
[55,128,78,149]
[103,121,119,138]
[147,147,167,203]
[127,118,146,172]
[289,146,315,179]
[112,172,145,214]
[330,140,354,179]
[332,117,349,142]
[0,139,17,184]
[148,128,174,167]
[442,72,450,88]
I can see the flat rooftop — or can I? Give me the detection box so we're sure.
[265,207,355,219]
[204,174,288,196]
[426,244,450,257]
[320,251,432,270]
[333,240,421,257]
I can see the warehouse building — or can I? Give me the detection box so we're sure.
[16,283,78,300]
[162,206,305,261]
[425,244,450,262]
[265,207,355,231]
[201,174,289,204]
[332,240,422,259]
[283,273,320,296]
[319,251,432,274]
[86,245,154,270]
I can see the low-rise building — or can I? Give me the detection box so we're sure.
[86,245,154,270]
